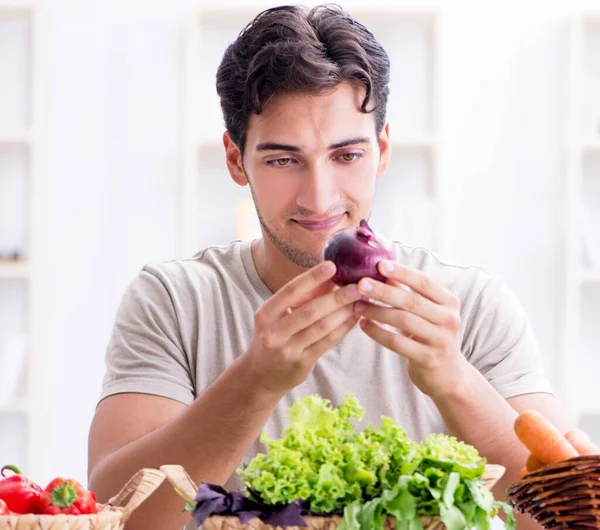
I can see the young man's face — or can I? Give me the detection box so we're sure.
[225,81,390,268]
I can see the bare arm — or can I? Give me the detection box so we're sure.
[353,260,574,530]
[88,355,281,530]
[431,365,574,530]
[88,261,361,530]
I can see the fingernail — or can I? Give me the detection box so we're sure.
[360,279,373,293]
[355,300,366,313]
[380,260,394,274]
[359,317,367,328]
[322,261,335,274]
[346,285,358,297]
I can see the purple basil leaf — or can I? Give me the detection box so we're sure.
[192,483,312,527]
[238,511,263,524]
[245,486,266,503]
[229,490,260,512]
[192,498,229,526]
[262,502,308,527]
[195,483,229,503]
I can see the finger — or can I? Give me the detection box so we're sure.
[287,280,337,312]
[278,283,361,337]
[358,317,426,362]
[354,302,443,345]
[260,261,337,322]
[356,277,448,325]
[291,303,357,352]
[376,260,458,307]
[304,312,361,362]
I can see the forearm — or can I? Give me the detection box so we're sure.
[89,355,282,530]
[431,362,542,530]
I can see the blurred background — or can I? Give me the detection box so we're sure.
[0,0,599,486]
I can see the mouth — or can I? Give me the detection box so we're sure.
[293,214,345,232]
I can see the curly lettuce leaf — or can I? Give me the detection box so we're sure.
[417,433,487,479]
[239,394,416,513]
[238,393,515,530]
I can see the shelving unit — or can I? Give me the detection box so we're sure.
[580,268,600,283]
[0,260,30,278]
[561,13,600,440]
[0,4,49,480]
[181,3,444,259]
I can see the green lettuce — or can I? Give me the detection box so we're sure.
[238,394,515,530]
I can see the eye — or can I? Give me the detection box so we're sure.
[338,152,363,163]
[266,157,296,167]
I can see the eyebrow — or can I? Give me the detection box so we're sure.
[255,136,371,152]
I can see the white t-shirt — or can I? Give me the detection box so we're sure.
[100,239,553,491]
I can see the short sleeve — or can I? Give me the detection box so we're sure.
[98,268,195,406]
[463,274,555,399]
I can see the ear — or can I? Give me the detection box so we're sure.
[223,132,248,186]
[376,122,391,177]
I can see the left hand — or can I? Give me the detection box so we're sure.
[354,259,470,399]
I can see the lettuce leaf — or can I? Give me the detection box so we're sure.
[236,394,515,530]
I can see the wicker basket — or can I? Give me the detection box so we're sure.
[161,464,505,530]
[507,454,600,529]
[0,468,166,530]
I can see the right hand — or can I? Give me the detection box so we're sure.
[242,260,362,396]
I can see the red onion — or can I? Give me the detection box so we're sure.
[323,219,396,286]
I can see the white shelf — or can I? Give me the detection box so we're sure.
[0,4,50,481]
[194,4,438,20]
[580,407,600,418]
[582,140,600,153]
[0,5,33,18]
[561,14,600,428]
[0,398,29,415]
[580,268,600,283]
[0,132,31,146]
[196,135,436,151]
[0,261,29,279]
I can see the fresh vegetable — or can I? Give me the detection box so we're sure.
[38,478,97,515]
[0,499,12,515]
[0,465,42,514]
[239,393,394,513]
[514,410,578,464]
[517,453,545,478]
[323,219,396,286]
[525,454,545,472]
[235,394,515,530]
[565,429,600,456]
[189,483,308,527]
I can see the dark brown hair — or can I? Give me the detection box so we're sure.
[215,4,390,154]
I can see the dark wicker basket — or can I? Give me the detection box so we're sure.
[507,455,600,529]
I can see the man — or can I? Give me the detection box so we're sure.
[88,5,571,530]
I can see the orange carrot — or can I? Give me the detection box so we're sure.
[518,466,529,479]
[565,429,600,456]
[514,410,578,464]
[525,453,545,472]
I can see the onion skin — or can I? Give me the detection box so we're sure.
[323,219,397,286]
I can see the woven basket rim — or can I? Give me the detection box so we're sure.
[507,455,600,528]
[0,505,124,521]
[509,454,600,488]
[207,514,444,522]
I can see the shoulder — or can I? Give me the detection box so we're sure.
[392,242,497,299]
[391,242,522,329]
[139,240,248,293]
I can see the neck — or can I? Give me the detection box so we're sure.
[251,237,313,294]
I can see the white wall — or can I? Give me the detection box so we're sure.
[19,0,599,483]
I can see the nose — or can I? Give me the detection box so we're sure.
[295,161,340,215]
